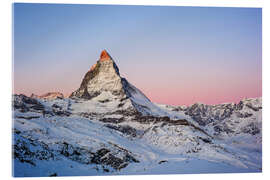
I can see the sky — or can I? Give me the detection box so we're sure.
[13,3,262,106]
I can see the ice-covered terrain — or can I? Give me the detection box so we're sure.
[12,50,262,177]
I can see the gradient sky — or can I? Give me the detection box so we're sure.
[13,3,262,106]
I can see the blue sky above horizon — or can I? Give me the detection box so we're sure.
[13,3,262,105]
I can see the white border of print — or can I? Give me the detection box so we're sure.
[0,0,268,180]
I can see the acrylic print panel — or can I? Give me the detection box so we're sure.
[12,3,262,177]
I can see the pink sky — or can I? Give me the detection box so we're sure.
[13,52,262,106]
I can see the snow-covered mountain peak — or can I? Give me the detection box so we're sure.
[69,51,171,116]
[70,50,121,98]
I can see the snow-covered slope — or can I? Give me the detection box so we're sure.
[12,94,262,177]
[156,98,262,171]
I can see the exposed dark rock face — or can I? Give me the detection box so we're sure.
[99,99,110,103]
[13,135,55,166]
[79,112,98,118]
[91,148,130,170]
[158,160,168,164]
[71,65,102,99]
[183,99,262,127]
[245,103,262,112]
[171,106,187,112]
[184,103,234,126]
[241,122,260,135]
[106,108,142,117]
[15,115,40,120]
[131,115,170,124]
[13,94,44,113]
[49,173,57,177]
[70,50,122,100]
[59,141,139,170]
[13,94,71,117]
[131,115,212,137]
[198,137,212,144]
[214,124,234,134]
[100,117,125,124]
[52,104,71,117]
[53,110,71,117]
[105,124,138,137]
[14,133,139,171]
[235,111,253,118]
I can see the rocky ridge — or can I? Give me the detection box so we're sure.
[31,92,64,100]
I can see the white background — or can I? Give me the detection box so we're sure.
[0,0,269,180]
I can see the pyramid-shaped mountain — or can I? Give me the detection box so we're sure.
[70,50,163,115]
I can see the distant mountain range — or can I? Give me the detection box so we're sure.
[30,92,64,100]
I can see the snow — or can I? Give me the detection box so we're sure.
[12,95,262,177]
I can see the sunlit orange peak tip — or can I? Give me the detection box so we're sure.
[99,50,112,61]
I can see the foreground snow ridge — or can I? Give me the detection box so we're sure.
[12,50,262,177]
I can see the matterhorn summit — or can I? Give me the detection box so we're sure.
[70,50,123,99]
[70,50,163,115]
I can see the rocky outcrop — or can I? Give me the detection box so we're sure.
[105,124,138,138]
[13,133,139,171]
[184,103,235,126]
[13,94,71,117]
[13,133,55,166]
[13,94,44,112]
[183,98,262,126]
[31,92,64,100]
